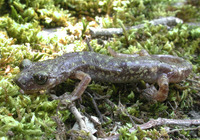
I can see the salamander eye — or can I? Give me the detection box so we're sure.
[33,72,48,85]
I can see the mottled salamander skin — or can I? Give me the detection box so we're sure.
[14,51,192,102]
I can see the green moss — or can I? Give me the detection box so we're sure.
[0,78,70,139]
[118,125,169,139]
[0,0,199,139]
[112,0,177,27]
[0,0,4,11]
[109,23,199,58]
[1,0,72,27]
[176,5,200,22]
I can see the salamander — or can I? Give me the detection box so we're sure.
[14,47,192,102]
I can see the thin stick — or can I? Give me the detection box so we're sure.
[51,115,67,140]
[69,103,97,140]
[90,17,183,38]
[86,91,104,122]
[187,78,200,84]
[168,126,200,134]
[100,118,200,140]
[85,37,94,51]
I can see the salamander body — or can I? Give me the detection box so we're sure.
[14,50,192,102]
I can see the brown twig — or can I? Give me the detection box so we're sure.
[92,91,116,109]
[118,102,137,129]
[92,91,116,123]
[85,37,94,51]
[190,87,200,91]
[85,91,104,122]
[51,115,67,140]
[83,112,101,126]
[186,22,200,27]
[100,118,200,140]
[187,78,200,84]
[131,115,145,124]
[69,103,97,140]
[90,17,183,38]
[168,126,200,134]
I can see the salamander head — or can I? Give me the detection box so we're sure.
[14,59,62,94]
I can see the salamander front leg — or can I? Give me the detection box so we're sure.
[60,71,91,102]
[142,74,169,102]
[108,46,150,58]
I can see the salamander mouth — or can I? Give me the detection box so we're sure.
[13,77,24,90]
[13,77,40,94]
[18,89,37,94]
[19,89,42,94]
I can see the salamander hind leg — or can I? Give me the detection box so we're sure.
[142,74,169,102]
